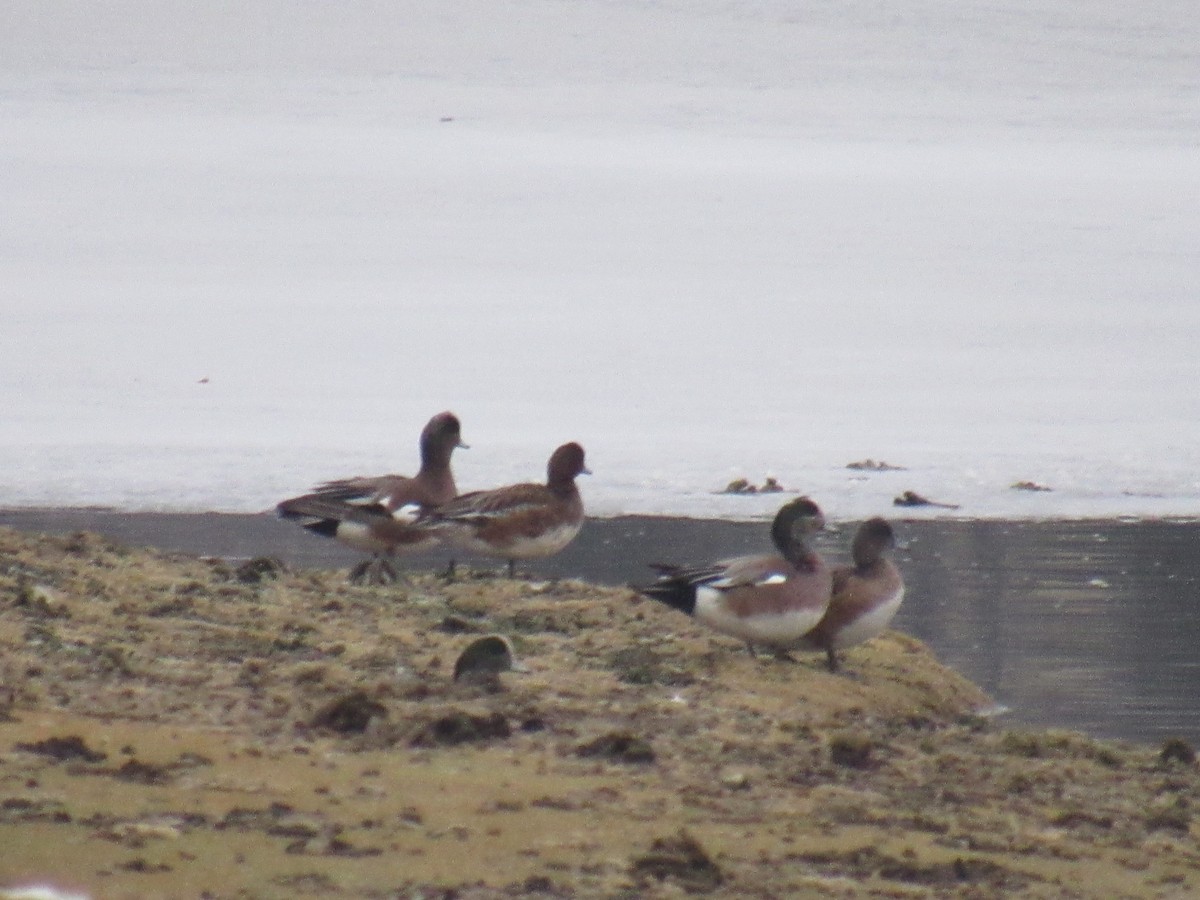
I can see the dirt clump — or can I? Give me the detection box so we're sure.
[14,734,107,763]
[311,691,388,734]
[409,710,512,747]
[631,829,724,893]
[577,730,656,764]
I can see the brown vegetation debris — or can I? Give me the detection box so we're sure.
[116,857,173,874]
[14,734,107,763]
[1144,796,1192,833]
[436,613,480,634]
[235,555,287,583]
[894,490,960,509]
[846,458,907,471]
[311,690,388,734]
[718,477,787,495]
[720,478,756,495]
[113,758,173,784]
[216,802,312,836]
[577,731,656,765]
[797,845,1034,891]
[0,796,72,824]
[1159,736,1197,766]
[409,710,512,747]
[828,730,875,769]
[631,829,724,893]
[286,834,383,858]
[1011,480,1053,492]
[608,646,695,687]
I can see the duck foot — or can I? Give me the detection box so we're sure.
[348,557,399,585]
[744,644,797,662]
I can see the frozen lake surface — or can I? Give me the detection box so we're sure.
[3,1,1198,522]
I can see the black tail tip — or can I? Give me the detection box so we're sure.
[637,583,697,617]
[303,519,340,539]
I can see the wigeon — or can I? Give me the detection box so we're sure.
[796,517,904,672]
[636,498,833,656]
[276,411,466,583]
[419,442,589,578]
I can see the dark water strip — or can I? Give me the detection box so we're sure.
[3,508,1198,745]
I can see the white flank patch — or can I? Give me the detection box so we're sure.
[694,588,824,647]
[710,571,788,590]
[335,521,438,555]
[830,588,905,650]
[454,522,582,560]
[333,521,387,555]
[391,503,421,525]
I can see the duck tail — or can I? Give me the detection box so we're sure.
[633,565,698,616]
[302,518,340,539]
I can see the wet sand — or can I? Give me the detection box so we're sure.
[3,508,1199,745]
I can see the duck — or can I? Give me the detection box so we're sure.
[796,517,904,672]
[453,634,527,684]
[419,442,589,578]
[636,497,832,655]
[417,441,590,578]
[276,411,467,583]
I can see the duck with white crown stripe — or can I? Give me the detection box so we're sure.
[636,497,833,657]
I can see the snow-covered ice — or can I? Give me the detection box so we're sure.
[2,1,1198,521]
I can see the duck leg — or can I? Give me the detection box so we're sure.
[348,556,398,586]
[825,647,841,673]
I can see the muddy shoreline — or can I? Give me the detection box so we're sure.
[1,525,1197,898]
[5,507,853,584]
[4,508,1200,746]
[1,505,1192,585]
